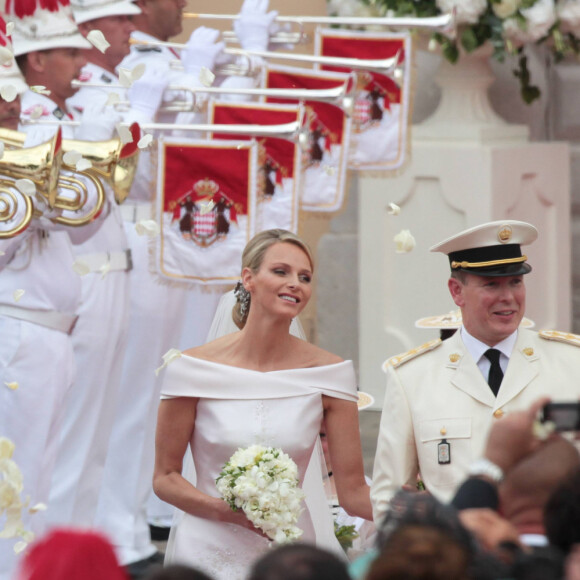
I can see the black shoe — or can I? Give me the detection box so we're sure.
[126,551,165,580]
[149,523,171,542]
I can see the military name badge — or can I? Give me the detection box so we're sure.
[438,439,451,465]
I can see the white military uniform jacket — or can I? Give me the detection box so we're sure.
[371,327,580,523]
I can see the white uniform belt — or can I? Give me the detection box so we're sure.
[0,304,78,334]
[77,249,133,272]
[120,201,152,223]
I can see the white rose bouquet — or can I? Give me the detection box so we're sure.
[216,445,305,544]
[328,0,580,104]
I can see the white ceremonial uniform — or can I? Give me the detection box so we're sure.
[92,40,217,565]
[20,90,79,139]
[371,327,580,523]
[0,224,80,580]
[20,86,133,528]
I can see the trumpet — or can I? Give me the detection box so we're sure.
[71,77,357,116]
[52,170,106,227]
[0,179,34,239]
[184,11,455,38]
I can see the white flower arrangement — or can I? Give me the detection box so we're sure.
[328,0,580,103]
[216,445,305,544]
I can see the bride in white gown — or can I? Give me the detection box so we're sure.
[154,229,372,580]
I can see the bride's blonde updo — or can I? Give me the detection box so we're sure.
[232,229,314,329]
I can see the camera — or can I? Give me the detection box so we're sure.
[540,402,580,432]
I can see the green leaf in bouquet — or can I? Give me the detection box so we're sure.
[334,523,359,552]
[460,28,479,53]
[513,54,540,105]
[442,40,459,64]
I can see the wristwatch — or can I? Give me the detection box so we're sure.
[468,458,504,483]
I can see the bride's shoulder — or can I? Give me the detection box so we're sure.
[183,334,239,362]
[294,338,344,368]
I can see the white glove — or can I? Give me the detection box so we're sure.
[234,0,277,52]
[126,65,169,122]
[75,93,122,141]
[181,26,224,76]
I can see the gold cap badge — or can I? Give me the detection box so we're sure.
[498,225,513,243]
[449,353,460,363]
[523,347,534,356]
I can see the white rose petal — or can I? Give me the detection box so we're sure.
[6,22,14,35]
[116,123,134,144]
[4,382,18,391]
[15,180,35,197]
[199,66,216,87]
[137,133,153,149]
[87,29,111,54]
[29,85,51,96]
[13,289,24,303]
[131,63,146,81]
[155,348,182,376]
[0,142,5,161]
[135,219,160,238]
[76,158,93,172]
[200,200,215,215]
[13,541,28,554]
[0,47,13,67]
[118,68,133,88]
[105,92,121,107]
[63,150,82,166]
[393,229,416,253]
[28,503,47,514]
[0,84,17,103]
[436,0,487,25]
[72,259,91,277]
[322,165,335,176]
[30,105,44,120]
[492,0,521,19]
[387,202,401,216]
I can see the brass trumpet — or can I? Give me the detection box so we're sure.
[52,170,106,227]
[0,179,34,239]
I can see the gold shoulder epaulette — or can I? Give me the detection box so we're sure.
[383,338,442,370]
[539,330,580,347]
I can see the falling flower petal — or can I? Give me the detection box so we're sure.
[28,504,46,515]
[15,180,35,197]
[0,84,17,103]
[199,66,215,87]
[200,200,215,215]
[30,105,44,120]
[105,92,121,107]
[118,67,133,88]
[393,229,416,253]
[322,165,335,176]
[76,158,93,172]
[30,85,50,96]
[99,261,111,280]
[87,29,110,54]
[4,382,18,391]
[0,47,13,67]
[137,133,153,149]
[533,419,556,441]
[387,202,401,216]
[135,219,160,238]
[72,260,91,277]
[14,541,28,554]
[28,503,47,514]
[131,63,146,81]
[13,290,24,303]
[155,348,182,376]
[0,142,5,161]
[428,38,438,52]
[63,150,82,166]
[116,123,133,144]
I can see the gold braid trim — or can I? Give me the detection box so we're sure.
[451,255,527,269]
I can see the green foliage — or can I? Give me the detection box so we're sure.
[334,523,360,551]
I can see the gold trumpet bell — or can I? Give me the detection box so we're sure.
[0,128,63,210]
[0,127,26,149]
[62,122,141,204]
[0,179,34,239]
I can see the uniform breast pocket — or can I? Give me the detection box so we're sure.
[418,417,472,488]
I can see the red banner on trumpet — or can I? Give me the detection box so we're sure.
[315,29,412,173]
[208,101,302,233]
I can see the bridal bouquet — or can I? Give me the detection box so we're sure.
[216,445,305,544]
[328,0,580,103]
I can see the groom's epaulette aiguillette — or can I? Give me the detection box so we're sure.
[539,330,580,347]
[383,339,442,371]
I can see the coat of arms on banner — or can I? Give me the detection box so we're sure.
[155,138,258,285]
[263,64,352,213]
[208,101,302,232]
[315,29,412,173]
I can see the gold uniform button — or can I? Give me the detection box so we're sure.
[449,353,460,363]
[493,409,504,419]
[440,427,447,436]
[523,347,534,356]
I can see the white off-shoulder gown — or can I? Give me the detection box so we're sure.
[161,355,358,580]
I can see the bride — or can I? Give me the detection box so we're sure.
[153,229,372,580]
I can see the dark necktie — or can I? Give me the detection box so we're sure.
[484,348,503,396]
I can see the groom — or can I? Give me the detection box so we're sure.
[371,220,580,523]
